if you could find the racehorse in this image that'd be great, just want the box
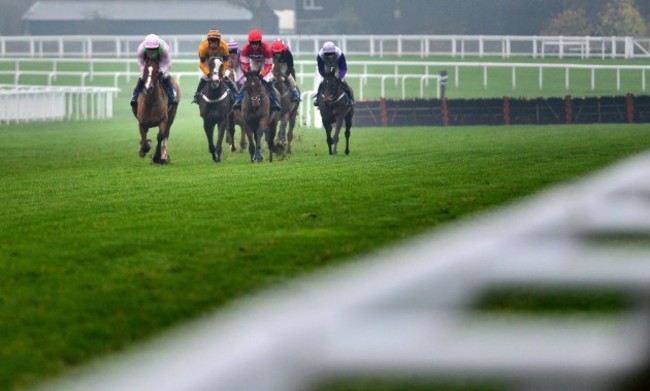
[134,58,180,164]
[273,74,300,154]
[317,72,354,156]
[198,57,233,163]
[240,70,280,162]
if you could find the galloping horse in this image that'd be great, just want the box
[318,72,354,156]
[240,70,280,162]
[134,58,180,164]
[198,57,234,163]
[273,74,300,154]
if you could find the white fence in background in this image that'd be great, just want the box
[2,34,650,59]
[0,85,119,124]
[35,151,650,391]
[4,57,650,128]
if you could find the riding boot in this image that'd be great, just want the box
[233,91,243,111]
[224,78,237,102]
[313,84,322,107]
[343,82,355,106]
[130,78,144,108]
[192,78,207,104]
[264,82,281,112]
[291,88,301,102]
[162,77,178,106]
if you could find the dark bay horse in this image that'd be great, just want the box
[240,71,280,162]
[198,57,233,163]
[135,58,180,164]
[318,73,353,156]
[273,74,300,155]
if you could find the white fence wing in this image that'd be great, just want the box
[0,86,119,124]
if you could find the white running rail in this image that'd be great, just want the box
[1,34,650,59]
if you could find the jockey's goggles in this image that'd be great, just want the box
[208,38,220,43]
[250,41,261,46]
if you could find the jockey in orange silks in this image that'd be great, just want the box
[191,28,237,104]
[130,34,177,108]
[233,29,281,111]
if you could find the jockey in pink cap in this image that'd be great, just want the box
[130,34,177,108]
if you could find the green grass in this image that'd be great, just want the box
[2,117,650,390]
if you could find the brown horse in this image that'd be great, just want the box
[198,57,233,163]
[273,73,300,155]
[240,70,280,162]
[318,73,353,156]
[134,58,180,164]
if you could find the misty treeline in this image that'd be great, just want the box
[1,0,649,36]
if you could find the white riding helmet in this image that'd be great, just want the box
[322,41,336,54]
[144,34,160,49]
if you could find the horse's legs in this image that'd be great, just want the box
[265,121,278,163]
[344,113,352,156]
[255,124,265,163]
[227,113,236,152]
[278,117,287,144]
[153,123,170,164]
[138,124,152,158]
[332,118,345,156]
[215,122,227,163]
[287,114,296,154]
[324,123,334,155]
[204,120,217,162]
[245,126,256,163]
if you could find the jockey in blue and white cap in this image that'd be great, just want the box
[315,41,354,107]
[130,33,178,109]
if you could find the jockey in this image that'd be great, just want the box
[192,28,237,104]
[234,29,281,112]
[131,33,177,108]
[270,39,301,103]
[226,39,244,87]
[315,41,354,107]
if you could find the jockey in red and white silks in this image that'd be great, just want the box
[130,33,177,107]
[233,29,281,111]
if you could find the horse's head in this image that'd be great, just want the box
[320,74,344,106]
[242,70,266,111]
[142,58,160,95]
[208,57,224,88]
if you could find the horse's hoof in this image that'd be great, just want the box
[153,157,170,165]
[139,139,152,157]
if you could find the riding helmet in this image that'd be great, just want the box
[228,39,239,53]
[248,29,263,42]
[144,34,160,49]
[207,29,221,40]
[322,41,336,54]
[271,40,285,53]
